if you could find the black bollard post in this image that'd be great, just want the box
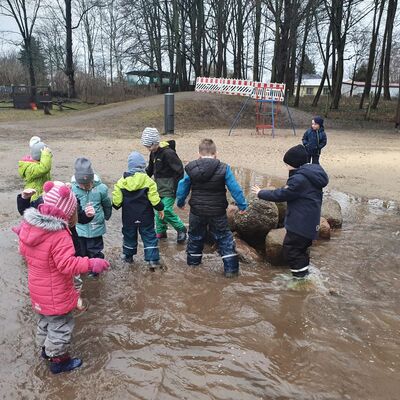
[164,91,174,134]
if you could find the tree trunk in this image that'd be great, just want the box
[372,8,390,109]
[65,0,76,98]
[312,23,331,107]
[383,0,397,100]
[359,0,386,109]
[24,38,37,98]
[294,14,312,107]
[253,0,261,81]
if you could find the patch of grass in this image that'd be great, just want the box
[0,101,97,123]
[292,95,397,126]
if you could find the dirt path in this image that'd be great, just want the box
[0,95,399,224]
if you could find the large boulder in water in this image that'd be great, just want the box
[227,204,239,231]
[233,233,263,264]
[234,199,279,245]
[321,198,343,228]
[265,186,287,227]
[276,201,287,227]
[318,217,331,240]
[265,228,287,266]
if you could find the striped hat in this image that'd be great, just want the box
[141,127,160,147]
[42,181,77,220]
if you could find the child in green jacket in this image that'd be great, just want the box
[142,127,187,243]
[18,137,52,200]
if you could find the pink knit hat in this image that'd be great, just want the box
[41,181,77,220]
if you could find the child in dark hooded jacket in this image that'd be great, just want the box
[252,144,329,279]
[302,116,327,164]
[112,151,164,267]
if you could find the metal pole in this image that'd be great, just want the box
[228,94,253,136]
[285,95,296,136]
[164,92,174,134]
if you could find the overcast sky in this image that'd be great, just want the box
[0,14,21,52]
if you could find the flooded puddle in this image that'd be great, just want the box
[0,168,399,399]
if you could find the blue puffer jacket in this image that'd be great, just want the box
[71,174,112,238]
[302,128,327,155]
[258,164,329,239]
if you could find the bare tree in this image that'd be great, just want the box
[1,0,42,96]
[359,0,387,109]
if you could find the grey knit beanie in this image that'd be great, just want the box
[141,127,160,147]
[74,157,94,184]
[30,142,46,161]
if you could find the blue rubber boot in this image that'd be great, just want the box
[49,354,82,374]
[223,254,239,278]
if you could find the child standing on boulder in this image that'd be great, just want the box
[71,158,112,277]
[252,144,329,279]
[176,139,247,278]
[302,116,327,164]
[112,151,164,267]
[14,181,110,374]
[18,137,52,200]
[141,127,187,243]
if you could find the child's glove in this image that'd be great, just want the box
[88,258,110,274]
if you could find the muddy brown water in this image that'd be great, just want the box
[0,168,399,400]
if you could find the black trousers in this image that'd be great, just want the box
[77,236,104,259]
[283,231,312,278]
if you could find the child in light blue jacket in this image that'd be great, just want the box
[71,158,112,276]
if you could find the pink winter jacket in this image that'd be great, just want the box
[17,207,90,315]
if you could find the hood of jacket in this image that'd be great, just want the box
[296,164,329,189]
[159,140,176,151]
[118,172,151,191]
[18,158,37,177]
[19,207,68,247]
[186,158,221,183]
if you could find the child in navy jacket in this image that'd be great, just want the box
[302,116,327,164]
[252,144,329,279]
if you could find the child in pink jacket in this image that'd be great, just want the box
[15,181,110,374]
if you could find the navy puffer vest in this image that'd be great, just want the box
[185,158,227,216]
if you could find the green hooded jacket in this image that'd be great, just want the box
[18,150,52,200]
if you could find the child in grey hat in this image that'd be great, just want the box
[71,157,112,277]
[141,127,187,243]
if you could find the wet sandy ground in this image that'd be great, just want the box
[0,104,399,399]
[0,174,399,399]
